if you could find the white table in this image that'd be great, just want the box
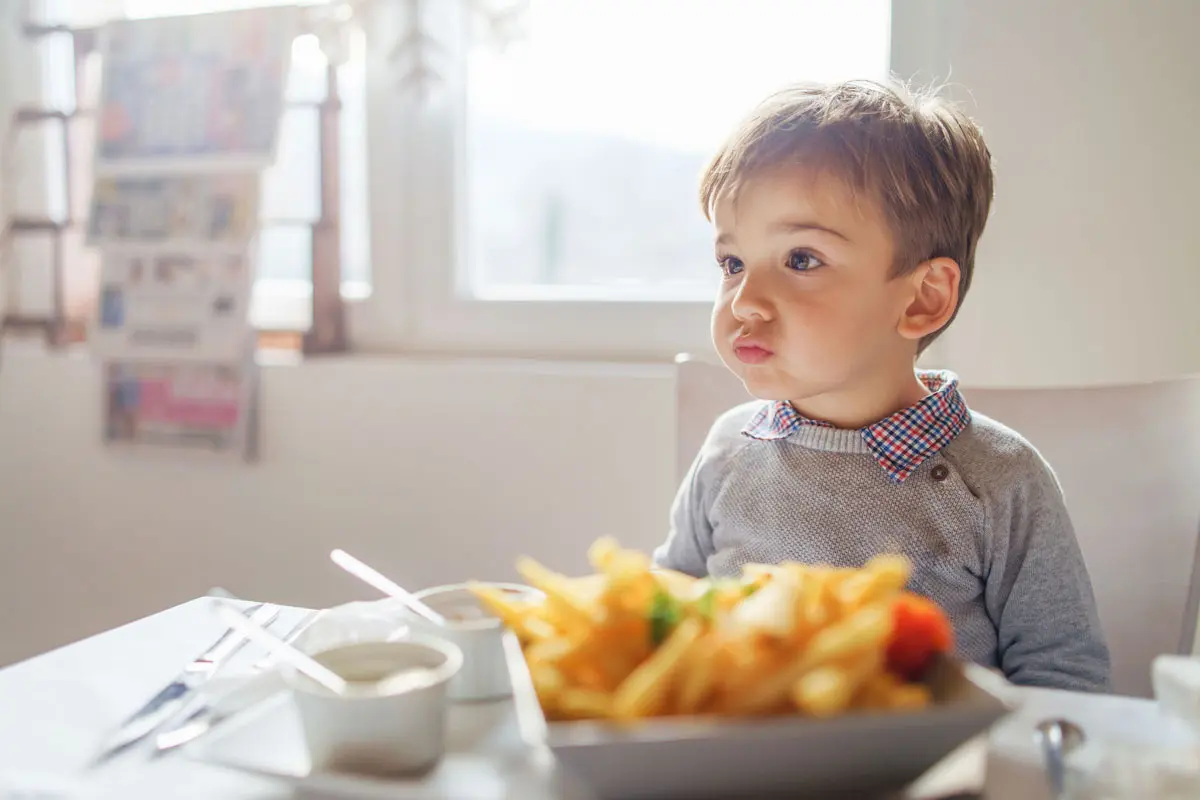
[0,599,1193,799]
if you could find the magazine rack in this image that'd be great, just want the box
[1,13,347,355]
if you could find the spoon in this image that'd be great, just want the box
[211,600,348,696]
[1036,717,1087,799]
[329,548,447,626]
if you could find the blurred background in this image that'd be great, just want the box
[0,0,1197,667]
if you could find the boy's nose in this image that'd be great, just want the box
[731,270,775,322]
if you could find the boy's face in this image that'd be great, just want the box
[711,164,920,408]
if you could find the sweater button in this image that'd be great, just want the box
[931,464,950,482]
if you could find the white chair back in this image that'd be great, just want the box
[674,354,1200,697]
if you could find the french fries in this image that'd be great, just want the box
[471,540,951,722]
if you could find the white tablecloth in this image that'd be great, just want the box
[0,599,1193,799]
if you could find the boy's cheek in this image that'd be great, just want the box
[712,341,745,381]
[710,308,738,348]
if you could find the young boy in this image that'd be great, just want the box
[653,80,1110,692]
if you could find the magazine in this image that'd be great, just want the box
[94,6,298,171]
[92,247,255,362]
[88,173,260,247]
[103,360,258,460]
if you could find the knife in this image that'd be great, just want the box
[92,601,280,764]
[153,609,320,754]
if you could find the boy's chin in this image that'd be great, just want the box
[735,368,797,403]
[718,351,815,402]
[735,365,835,405]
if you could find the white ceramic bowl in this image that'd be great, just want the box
[405,582,541,702]
[285,636,463,777]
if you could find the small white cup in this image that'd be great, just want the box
[285,636,463,777]
[407,583,541,702]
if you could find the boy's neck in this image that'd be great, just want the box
[787,365,931,430]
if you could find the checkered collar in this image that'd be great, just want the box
[741,370,971,484]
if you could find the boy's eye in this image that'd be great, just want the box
[786,250,823,272]
[717,256,744,277]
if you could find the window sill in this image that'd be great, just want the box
[0,336,679,381]
[7,281,716,365]
[250,278,370,332]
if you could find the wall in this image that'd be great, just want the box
[0,348,676,666]
[894,0,1200,388]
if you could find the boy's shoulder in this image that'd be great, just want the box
[944,409,1062,496]
[698,400,764,460]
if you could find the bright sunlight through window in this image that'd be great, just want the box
[465,0,892,301]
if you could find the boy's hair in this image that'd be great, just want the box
[699,79,994,349]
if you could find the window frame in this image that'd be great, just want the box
[350,0,715,360]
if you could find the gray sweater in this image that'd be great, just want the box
[653,402,1112,692]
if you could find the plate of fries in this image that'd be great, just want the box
[473,539,1010,800]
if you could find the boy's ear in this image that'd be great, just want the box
[898,257,960,343]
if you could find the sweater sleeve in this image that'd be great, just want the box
[652,403,758,578]
[982,449,1112,691]
[651,448,715,577]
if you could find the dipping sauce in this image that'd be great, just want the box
[287,638,463,777]
[440,602,492,623]
[306,643,448,697]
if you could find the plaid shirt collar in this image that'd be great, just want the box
[741,370,971,484]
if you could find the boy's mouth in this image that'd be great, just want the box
[733,340,774,365]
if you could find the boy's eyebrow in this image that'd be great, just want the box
[715,221,850,247]
[769,220,851,241]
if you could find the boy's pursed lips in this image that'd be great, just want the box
[733,335,774,364]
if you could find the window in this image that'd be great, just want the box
[13,0,892,357]
[367,0,892,357]
[465,0,892,301]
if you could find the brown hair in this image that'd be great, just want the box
[699,79,994,349]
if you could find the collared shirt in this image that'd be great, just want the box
[741,370,971,483]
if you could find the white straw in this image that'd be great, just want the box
[329,549,447,626]
[211,601,347,695]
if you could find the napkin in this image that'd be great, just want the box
[1153,654,1200,734]
[1067,743,1200,799]
[0,768,89,798]
[984,687,1200,800]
